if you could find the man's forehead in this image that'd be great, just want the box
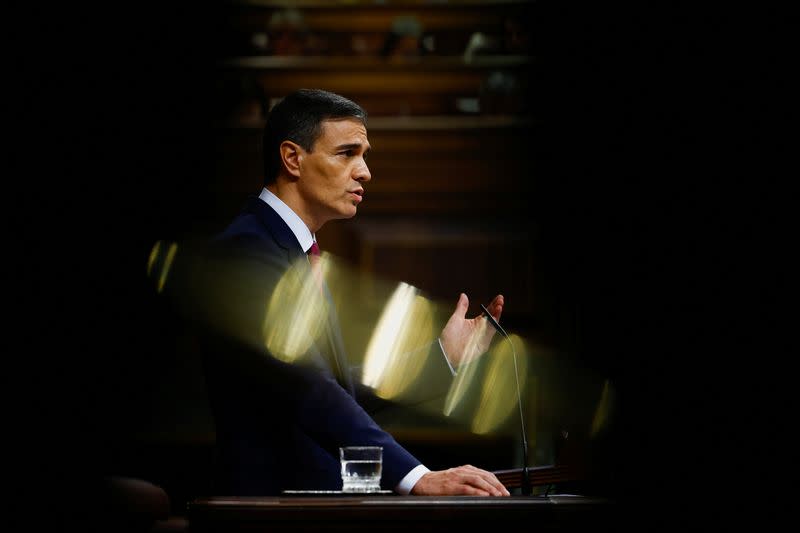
[319,118,369,142]
[322,117,367,137]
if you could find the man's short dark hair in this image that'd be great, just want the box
[262,89,368,185]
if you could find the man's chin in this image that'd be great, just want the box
[331,207,358,221]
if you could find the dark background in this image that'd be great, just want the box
[11,2,787,527]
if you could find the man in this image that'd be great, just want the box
[196,88,509,496]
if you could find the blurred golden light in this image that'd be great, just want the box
[362,282,434,399]
[147,240,178,294]
[590,379,615,438]
[471,333,528,435]
[262,254,331,363]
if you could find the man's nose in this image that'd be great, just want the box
[355,160,371,182]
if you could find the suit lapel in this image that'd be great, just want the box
[245,196,305,265]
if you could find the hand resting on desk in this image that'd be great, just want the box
[411,465,510,496]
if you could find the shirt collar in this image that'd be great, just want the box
[258,187,316,253]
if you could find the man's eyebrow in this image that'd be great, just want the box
[334,142,370,152]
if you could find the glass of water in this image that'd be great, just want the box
[340,446,383,493]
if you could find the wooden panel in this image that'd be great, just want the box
[321,217,536,318]
[254,69,485,94]
[214,55,534,119]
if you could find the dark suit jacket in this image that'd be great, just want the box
[189,196,447,496]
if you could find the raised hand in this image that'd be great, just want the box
[439,293,504,368]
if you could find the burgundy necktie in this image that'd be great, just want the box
[307,241,321,265]
[307,241,323,290]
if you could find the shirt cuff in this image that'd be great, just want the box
[394,464,431,495]
[438,338,457,376]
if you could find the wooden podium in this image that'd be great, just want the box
[187,494,616,532]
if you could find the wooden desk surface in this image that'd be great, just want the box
[188,494,617,532]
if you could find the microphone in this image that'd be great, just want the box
[480,303,532,496]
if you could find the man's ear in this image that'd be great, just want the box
[280,141,303,178]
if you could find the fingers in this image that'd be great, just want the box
[412,467,510,496]
[452,292,469,318]
[454,293,504,322]
[488,294,504,320]
[454,465,510,496]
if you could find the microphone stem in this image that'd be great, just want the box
[508,334,531,496]
[480,304,531,495]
